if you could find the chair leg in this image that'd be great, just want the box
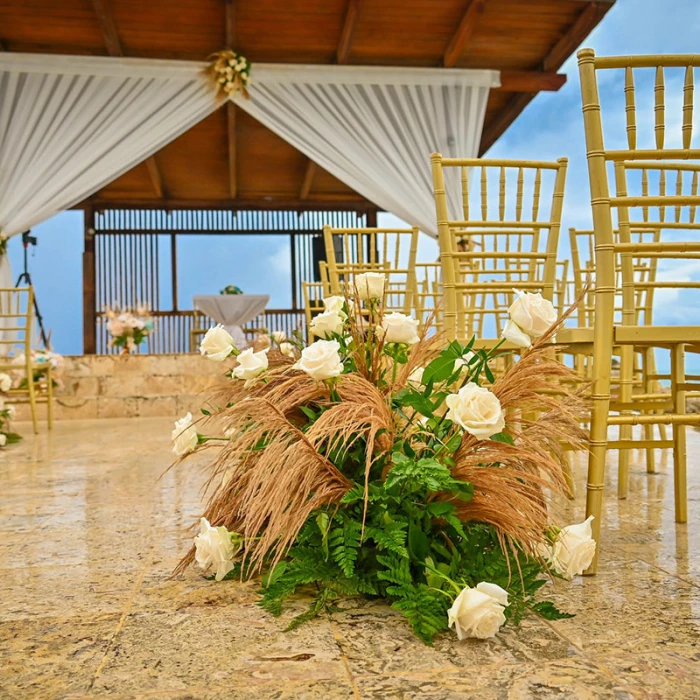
[27,370,38,435]
[643,348,656,473]
[47,368,54,430]
[670,343,687,524]
[617,345,634,498]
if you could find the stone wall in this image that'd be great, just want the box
[12,354,229,421]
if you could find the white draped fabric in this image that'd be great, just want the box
[233,65,499,236]
[0,53,219,282]
[0,53,498,285]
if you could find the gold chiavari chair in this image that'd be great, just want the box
[430,155,568,345]
[0,287,53,433]
[568,226,671,487]
[576,49,700,572]
[302,280,325,343]
[323,226,419,314]
[414,262,443,333]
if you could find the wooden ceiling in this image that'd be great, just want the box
[0,0,615,210]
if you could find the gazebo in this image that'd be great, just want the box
[0,0,614,354]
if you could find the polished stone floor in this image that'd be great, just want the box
[1,418,699,699]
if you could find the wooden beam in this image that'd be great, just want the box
[81,198,374,212]
[0,39,5,51]
[83,208,97,354]
[90,0,123,57]
[299,161,317,200]
[479,93,536,156]
[543,2,609,72]
[479,0,613,154]
[224,2,238,198]
[337,0,362,64]
[497,70,567,93]
[225,0,236,46]
[90,0,166,198]
[443,0,486,68]
[144,156,164,199]
[227,103,237,198]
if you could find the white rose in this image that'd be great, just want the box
[502,319,532,348]
[448,582,509,640]
[408,366,424,385]
[0,433,6,447]
[509,289,557,339]
[310,310,345,338]
[550,516,597,579]
[355,272,385,301]
[445,382,505,439]
[171,412,198,456]
[381,312,420,345]
[194,517,238,581]
[323,296,346,315]
[200,325,236,362]
[279,342,296,358]
[294,340,344,380]
[0,372,11,392]
[232,347,269,381]
[271,330,286,343]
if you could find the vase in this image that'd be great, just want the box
[121,346,130,355]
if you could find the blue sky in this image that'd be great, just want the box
[6,0,700,359]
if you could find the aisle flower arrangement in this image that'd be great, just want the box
[173,276,591,644]
[10,349,64,390]
[0,372,20,448]
[105,306,154,354]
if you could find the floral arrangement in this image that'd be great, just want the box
[104,306,154,354]
[0,372,20,448]
[0,232,8,258]
[204,50,251,100]
[9,349,64,390]
[173,271,592,644]
[220,285,244,295]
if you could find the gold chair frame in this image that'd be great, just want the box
[577,48,700,572]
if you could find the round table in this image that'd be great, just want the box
[193,294,270,349]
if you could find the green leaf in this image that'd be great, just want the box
[299,406,318,422]
[490,431,515,446]
[532,601,575,620]
[408,523,430,562]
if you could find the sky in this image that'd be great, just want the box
[6,0,700,363]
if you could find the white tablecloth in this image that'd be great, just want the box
[193,294,269,350]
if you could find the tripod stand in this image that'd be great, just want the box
[14,231,49,348]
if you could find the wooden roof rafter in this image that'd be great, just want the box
[479,0,614,154]
[89,0,165,198]
[443,0,486,68]
[225,0,238,199]
[0,0,615,208]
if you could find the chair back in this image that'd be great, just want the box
[431,154,568,339]
[0,287,33,361]
[302,280,325,342]
[322,226,419,314]
[578,49,700,329]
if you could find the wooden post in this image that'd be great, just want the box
[170,233,178,311]
[290,232,298,310]
[83,208,97,354]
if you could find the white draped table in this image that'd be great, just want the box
[193,294,269,349]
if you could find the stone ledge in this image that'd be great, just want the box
[9,353,229,421]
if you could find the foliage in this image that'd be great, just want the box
[181,288,584,643]
[220,285,244,295]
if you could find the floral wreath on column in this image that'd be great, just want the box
[204,50,251,100]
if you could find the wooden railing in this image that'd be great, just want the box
[96,308,306,355]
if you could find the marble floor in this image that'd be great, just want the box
[1,418,699,699]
